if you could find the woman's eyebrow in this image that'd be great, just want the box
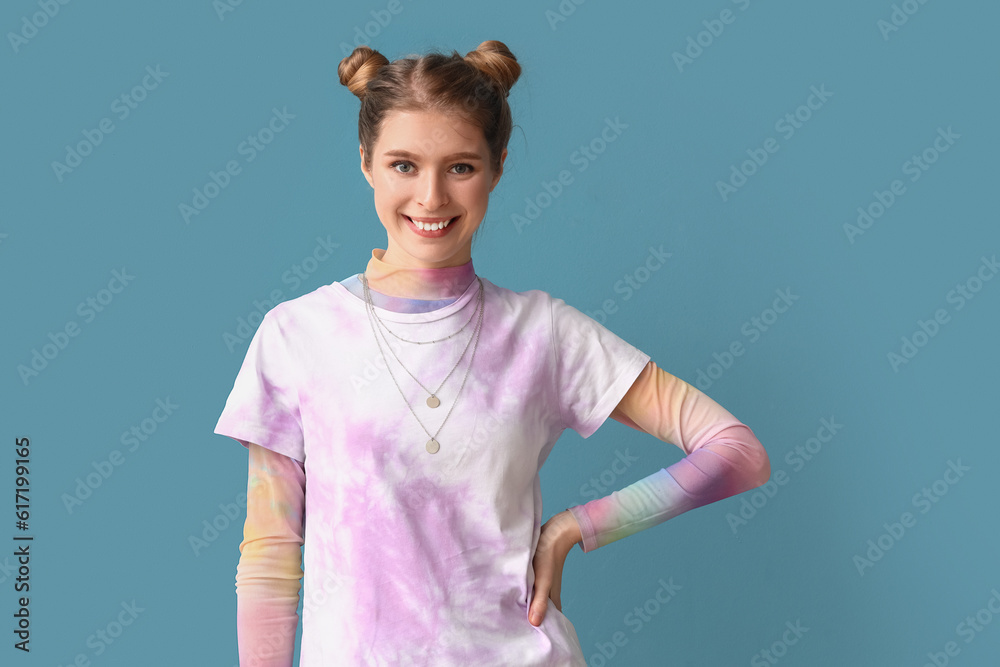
[382,149,484,160]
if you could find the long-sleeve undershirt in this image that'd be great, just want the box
[236,442,304,667]
[568,360,770,552]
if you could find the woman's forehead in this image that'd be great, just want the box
[376,110,486,155]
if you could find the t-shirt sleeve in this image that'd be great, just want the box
[214,308,305,462]
[549,294,651,439]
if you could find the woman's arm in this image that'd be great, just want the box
[236,442,306,666]
[567,360,771,552]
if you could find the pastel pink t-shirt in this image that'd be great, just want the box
[215,268,651,665]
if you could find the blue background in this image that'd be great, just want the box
[3,1,998,665]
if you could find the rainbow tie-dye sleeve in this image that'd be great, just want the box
[567,360,771,552]
[235,442,305,666]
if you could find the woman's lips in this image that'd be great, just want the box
[404,215,458,236]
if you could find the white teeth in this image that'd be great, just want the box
[410,217,453,231]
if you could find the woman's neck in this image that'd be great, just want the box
[362,248,476,300]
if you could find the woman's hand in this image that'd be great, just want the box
[529,510,583,627]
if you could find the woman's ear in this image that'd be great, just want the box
[490,147,508,192]
[360,144,375,189]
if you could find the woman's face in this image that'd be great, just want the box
[361,110,506,269]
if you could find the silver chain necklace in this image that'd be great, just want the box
[362,272,484,409]
[359,272,480,346]
[361,273,485,454]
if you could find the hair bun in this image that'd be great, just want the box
[338,46,390,100]
[464,40,521,97]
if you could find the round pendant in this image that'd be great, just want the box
[425,438,440,454]
[426,395,441,408]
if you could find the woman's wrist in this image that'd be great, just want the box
[555,509,583,550]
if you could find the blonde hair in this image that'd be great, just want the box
[338,40,521,175]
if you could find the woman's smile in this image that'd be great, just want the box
[404,214,459,235]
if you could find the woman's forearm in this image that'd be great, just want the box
[236,443,306,666]
[568,361,771,552]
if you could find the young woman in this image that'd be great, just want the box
[215,40,771,666]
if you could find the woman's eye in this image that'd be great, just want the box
[390,161,413,174]
[389,161,474,175]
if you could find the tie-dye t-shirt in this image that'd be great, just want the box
[214,252,651,665]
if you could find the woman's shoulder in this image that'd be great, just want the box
[258,279,348,329]
[484,278,595,319]
[481,277,562,314]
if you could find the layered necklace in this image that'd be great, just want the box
[360,272,485,454]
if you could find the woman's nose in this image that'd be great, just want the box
[417,173,449,211]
